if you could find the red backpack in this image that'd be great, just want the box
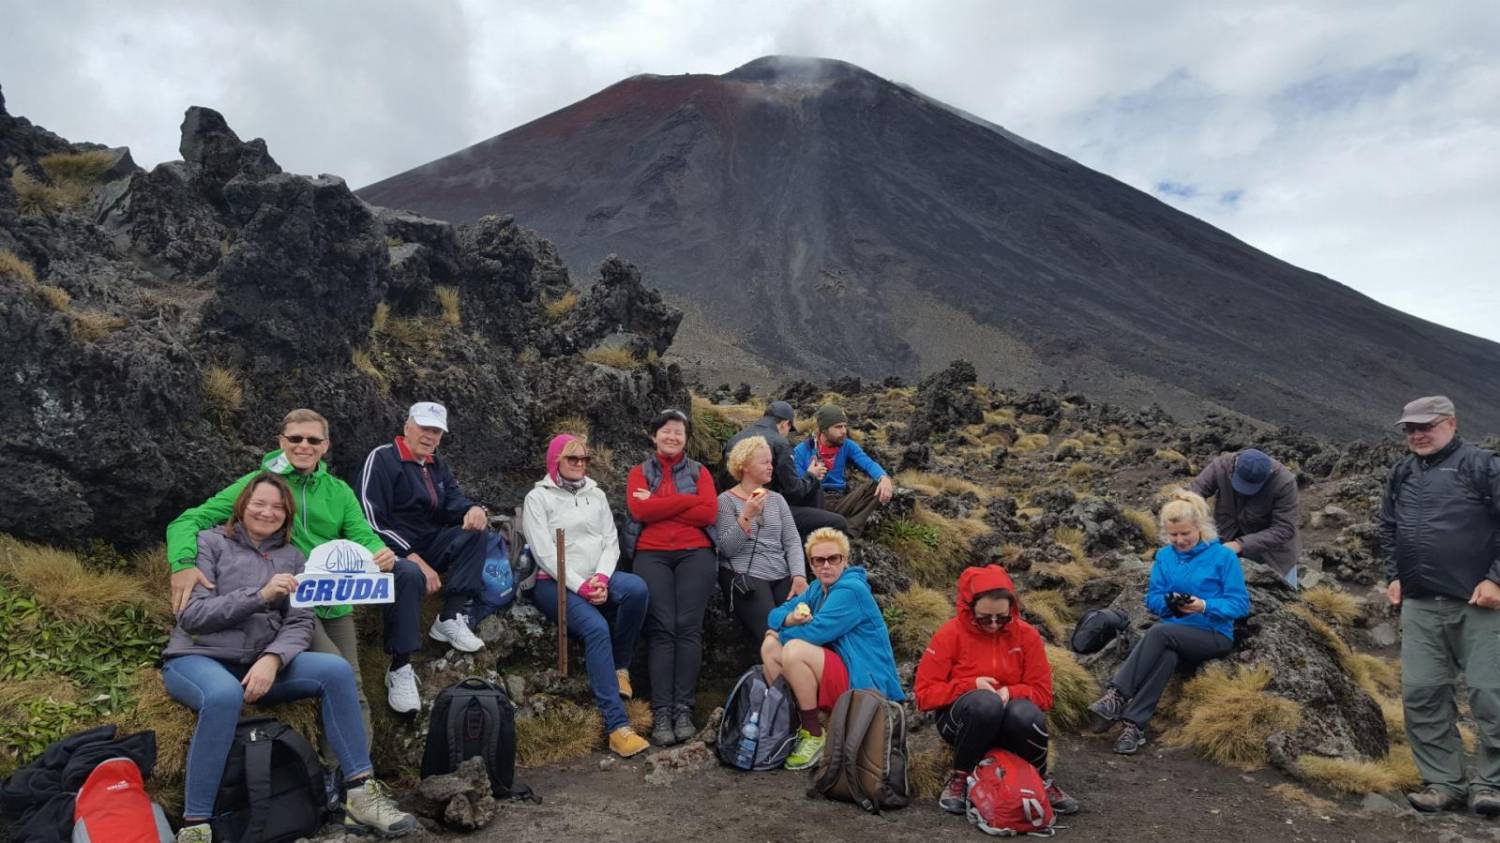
[965,748,1055,837]
[71,756,172,842]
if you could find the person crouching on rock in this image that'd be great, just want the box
[761,527,903,771]
[717,435,810,642]
[523,433,652,758]
[1086,489,1249,755]
[162,473,416,842]
[914,564,1079,816]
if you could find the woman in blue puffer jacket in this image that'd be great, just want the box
[1084,489,1249,756]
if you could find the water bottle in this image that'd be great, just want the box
[735,711,761,769]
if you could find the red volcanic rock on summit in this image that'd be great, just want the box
[360,56,1500,437]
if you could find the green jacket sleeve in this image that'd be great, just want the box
[333,478,389,554]
[165,470,257,572]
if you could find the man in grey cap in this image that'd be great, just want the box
[722,400,848,537]
[1188,448,1301,586]
[1378,395,1500,815]
[791,403,893,537]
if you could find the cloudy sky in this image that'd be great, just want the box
[5,0,1496,342]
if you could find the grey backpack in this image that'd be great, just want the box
[717,666,797,771]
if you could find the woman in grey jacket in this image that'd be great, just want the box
[161,473,415,842]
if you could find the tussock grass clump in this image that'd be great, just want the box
[515,701,604,767]
[11,167,86,215]
[688,396,738,465]
[1044,644,1098,732]
[1349,652,1401,698]
[885,586,954,661]
[872,516,968,589]
[0,536,152,621]
[1011,433,1049,454]
[37,285,71,311]
[626,698,653,734]
[1053,527,1086,562]
[583,346,656,370]
[380,314,442,347]
[435,285,461,327]
[909,746,953,800]
[38,149,117,183]
[914,504,989,543]
[1042,560,1103,590]
[894,470,990,500]
[70,310,127,342]
[371,300,390,334]
[201,365,244,415]
[0,248,38,284]
[1297,746,1421,795]
[543,289,579,319]
[351,348,389,394]
[1022,589,1073,641]
[1121,507,1159,545]
[1166,664,1300,767]
[551,416,592,438]
[1154,448,1188,465]
[1301,586,1360,627]
[982,409,1016,426]
[1065,461,1097,479]
[1269,783,1336,812]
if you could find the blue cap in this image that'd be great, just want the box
[1231,449,1274,495]
[766,401,795,422]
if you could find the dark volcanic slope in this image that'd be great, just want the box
[360,56,1500,437]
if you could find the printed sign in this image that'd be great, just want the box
[292,539,395,607]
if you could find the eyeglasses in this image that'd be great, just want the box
[281,435,326,445]
[809,554,845,568]
[563,455,592,466]
[973,613,1010,628]
[1403,420,1445,435]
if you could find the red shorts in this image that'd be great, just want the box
[818,648,851,711]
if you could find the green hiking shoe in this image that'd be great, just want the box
[784,728,826,771]
[176,824,212,843]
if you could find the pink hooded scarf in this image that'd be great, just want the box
[546,433,578,484]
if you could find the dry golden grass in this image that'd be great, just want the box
[1297,746,1421,795]
[895,470,990,500]
[1053,527,1086,562]
[886,586,954,661]
[351,347,389,394]
[1065,461,1097,480]
[1045,644,1098,732]
[1301,586,1361,627]
[1154,448,1188,465]
[626,698,653,734]
[11,166,88,214]
[70,310,127,342]
[1022,589,1074,641]
[983,409,1016,425]
[515,701,604,767]
[435,285,461,327]
[1349,653,1401,698]
[914,504,990,543]
[1011,433,1050,454]
[371,300,390,334]
[201,365,244,415]
[583,346,655,370]
[0,536,152,622]
[909,746,952,800]
[380,314,441,347]
[551,416,592,437]
[688,395,737,465]
[543,289,579,319]
[0,248,37,284]
[1166,664,1300,767]
[1017,506,1044,520]
[1046,560,1103,590]
[1057,438,1085,453]
[1121,507,1159,545]
[38,149,116,183]
[713,402,766,429]
[1269,783,1337,813]
[37,285,71,311]
[1380,696,1405,742]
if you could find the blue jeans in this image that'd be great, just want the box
[532,573,648,731]
[162,652,373,820]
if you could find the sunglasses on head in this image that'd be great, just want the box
[281,434,326,445]
[809,554,845,568]
[973,612,1010,628]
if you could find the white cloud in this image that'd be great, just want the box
[2,0,1496,341]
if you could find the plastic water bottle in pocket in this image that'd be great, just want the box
[735,711,761,769]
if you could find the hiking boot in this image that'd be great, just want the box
[385,664,420,714]
[784,728,825,771]
[615,668,634,699]
[609,726,650,758]
[176,824,212,843]
[429,614,484,653]
[1045,779,1080,814]
[1114,722,1145,755]
[1472,787,1500,816]
[651,709,678,746]
[1406,786,1462,813]
[939,769,969,814]
[344,778,417,837]
[673,708,697,744]
[1087,686,1126,733]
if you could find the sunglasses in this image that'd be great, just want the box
[1403,420,1444,434]
[281,434,326,445]
[973,612,1010,628]
[809,554,845,568]
[563,455,592,466]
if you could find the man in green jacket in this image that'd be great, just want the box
[166,409,429,724]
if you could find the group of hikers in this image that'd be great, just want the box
[154,391,1500,840]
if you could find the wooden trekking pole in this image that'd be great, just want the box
[555,527,568,677]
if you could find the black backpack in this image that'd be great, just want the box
[1071,607,1130,654]
[211,717,329,843]
[716,666,798,771]
[420,676,535,801]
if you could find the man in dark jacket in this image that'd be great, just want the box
[1188,448,1301,586]
[722,401,848,538]
[1378,395,1500,816]
[358,402,490,662]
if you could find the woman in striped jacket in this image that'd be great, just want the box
[717,435,810,641]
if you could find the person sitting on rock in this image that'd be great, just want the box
[166,408,427,727]
[523,433,652,758]
[623,409,720,746]
[915,564,1079,816]
[791,403,894,537]
[761,527,903,770]
[356,402,493,680]
[717,435,809,641]
[723,400,848,538]
[1086,489,1249,755]
[1188,448,1301,587]
[163,472,416,842]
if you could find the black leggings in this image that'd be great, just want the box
[1110,623,1232,728]
[634,548,718,711]
[937,690,1049,776]
[718,569,793,642]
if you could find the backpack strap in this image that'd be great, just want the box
[838,693,884,813]
[241,729,275,843]
[280,728,328,818]
[808,692,855,797]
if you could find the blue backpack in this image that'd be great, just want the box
[468,533,517,626]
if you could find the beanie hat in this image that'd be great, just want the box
[815,404,848,431]
[546,433,577,483]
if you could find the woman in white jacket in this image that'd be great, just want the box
[523,433,651,757]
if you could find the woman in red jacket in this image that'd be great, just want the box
[915,565,1079,816]
[624,409,720,746]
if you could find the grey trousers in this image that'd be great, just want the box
[310,613,373,754]
[1110,622,1231,728]
[1401,597,1500,796]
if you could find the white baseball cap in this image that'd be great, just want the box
[408,401,449,432]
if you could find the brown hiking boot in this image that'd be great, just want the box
[1406,786,1462,813]
[609,726,649,758]
[1471,787,1500,817]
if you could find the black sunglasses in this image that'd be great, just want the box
[1402,420,1444,434]
[281,434,326,445]
[973,612,1010,628]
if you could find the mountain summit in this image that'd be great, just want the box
[359,56,1500,437]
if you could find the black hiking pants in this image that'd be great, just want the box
[635,548,718,712]
[937,690,1050,776]
[1110,622,1232,728]
[719,569,794,642]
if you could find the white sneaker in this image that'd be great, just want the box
[429,613,484,652]
[385,664,420,714]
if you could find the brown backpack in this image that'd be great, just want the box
[806,688,911,813]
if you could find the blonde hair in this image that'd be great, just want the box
[726,435,770,481]
[1159,488,1216,541]
[804,527,851,559]
[560,435,590,459]
[282,408,329,437]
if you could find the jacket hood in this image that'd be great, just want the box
[534,472,599,495]
[546,433,578,483]
[260,450,327,478]
[956,564,1020,624]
